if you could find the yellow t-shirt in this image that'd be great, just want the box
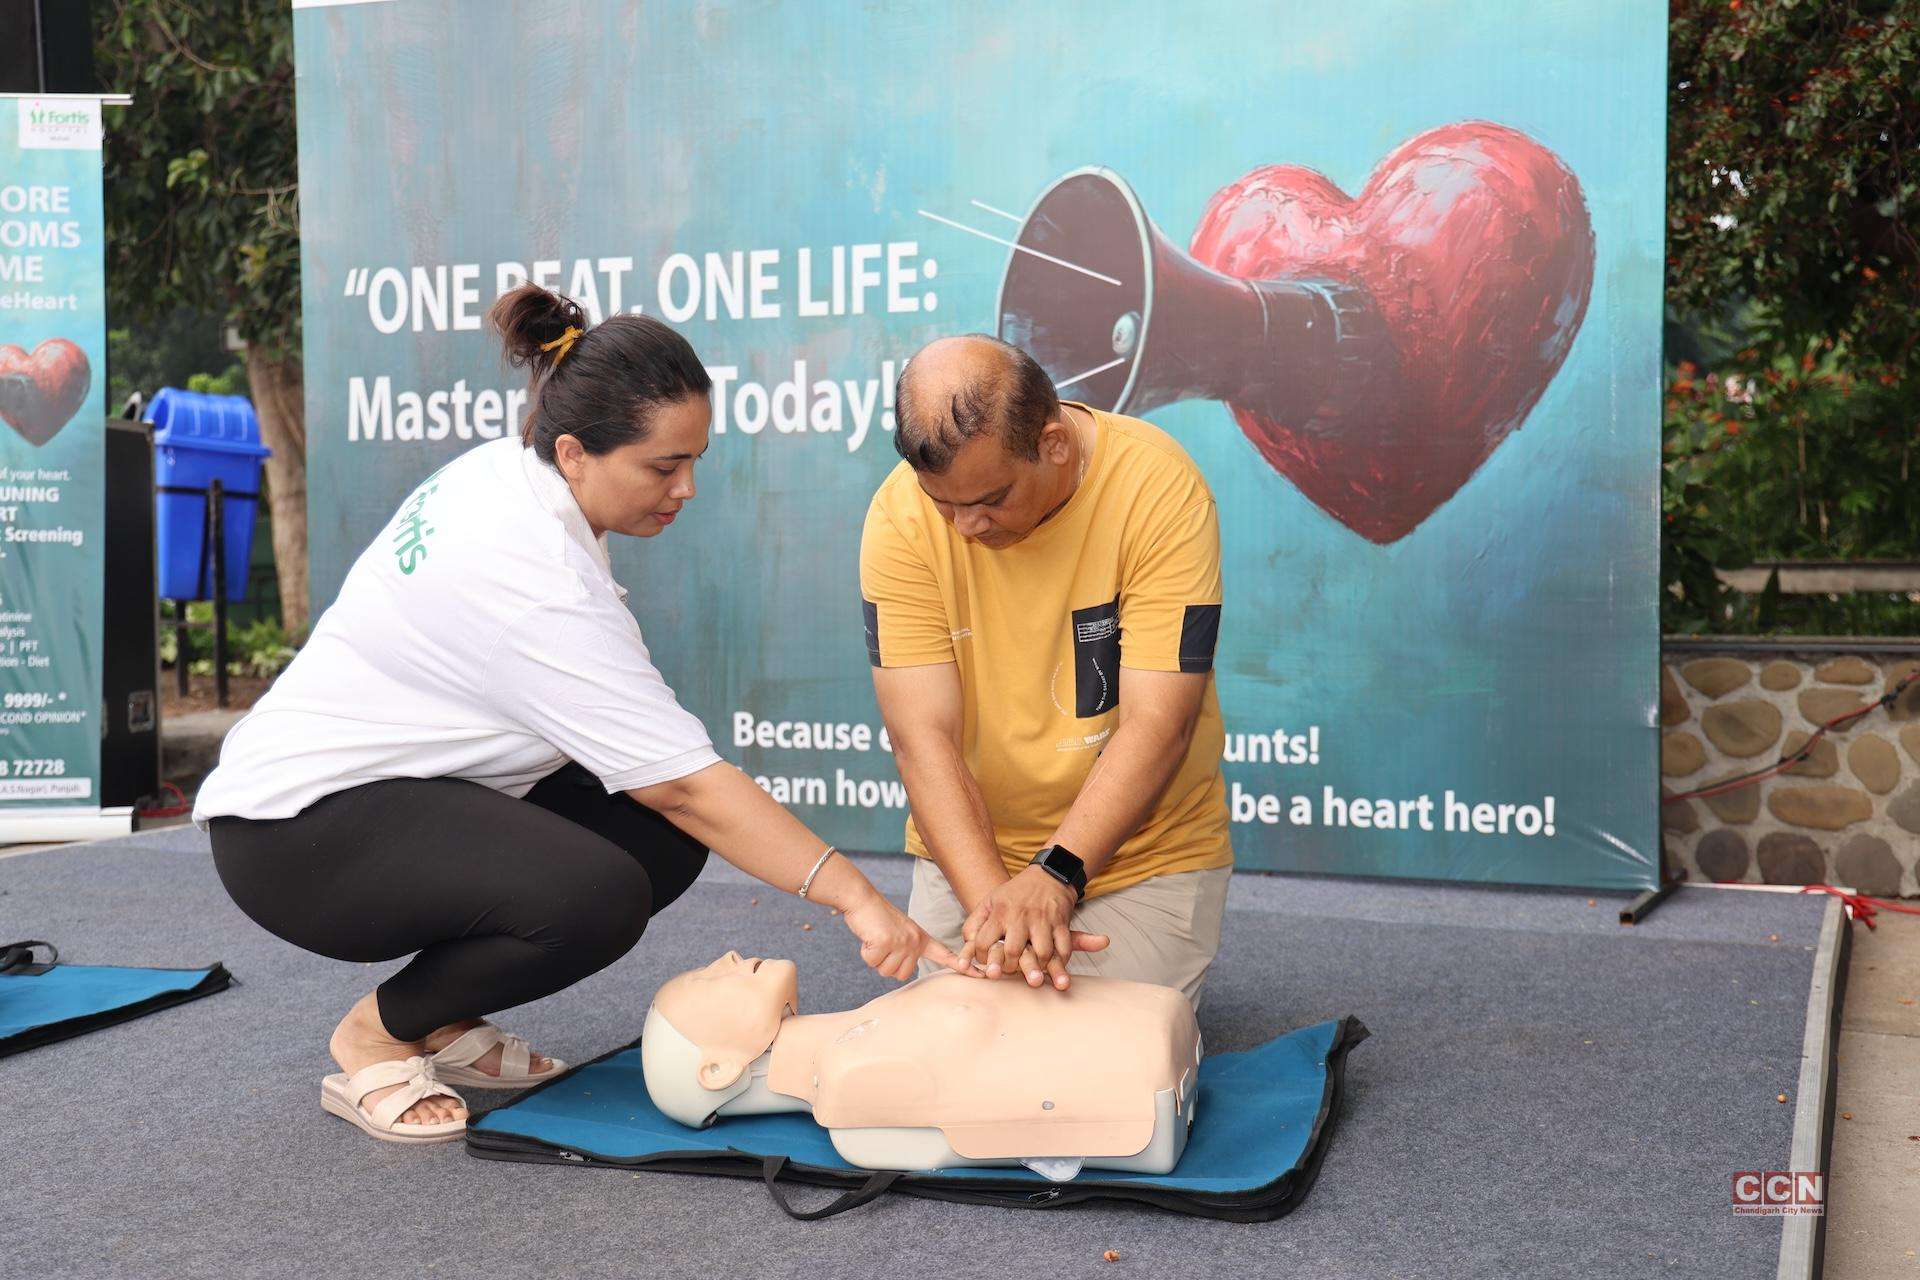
[859,402,1232,898]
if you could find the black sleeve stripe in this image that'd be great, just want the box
[1179,603,1221,674]
[862,598,883,667]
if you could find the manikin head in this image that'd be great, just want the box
[893,335,1081,549]
[642,952,799,1127]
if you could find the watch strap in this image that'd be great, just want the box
[1030,844,1087,901]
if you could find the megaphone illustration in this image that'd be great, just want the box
[995,166,1388,428]
[0,373,28,418]
[989,126,1595,544]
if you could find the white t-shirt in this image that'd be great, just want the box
[193,437,721,823]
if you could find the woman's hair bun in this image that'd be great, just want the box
[486,280,713,462]
[488,282,590,376]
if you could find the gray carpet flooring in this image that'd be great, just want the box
[1,828,1824,1279]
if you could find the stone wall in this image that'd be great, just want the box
[1661,644,1920,896]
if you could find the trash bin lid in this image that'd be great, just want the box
[144,387,271,456]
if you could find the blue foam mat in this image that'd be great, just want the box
[1,962,230,1054]
[473,1016,1348,1192]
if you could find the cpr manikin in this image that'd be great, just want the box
[641,952,1202,1180]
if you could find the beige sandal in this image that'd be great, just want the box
[320,1055,467,1144]
[429,1023,565,1090]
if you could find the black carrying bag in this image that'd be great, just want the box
[0,939,234,1059]
[466,1015,1368,1222]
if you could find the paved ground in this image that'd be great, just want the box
[8,824,1912,1274]
[1826,905,1920,1278]
[5,834,1825,1279]
[158,707,246,795]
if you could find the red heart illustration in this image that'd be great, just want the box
[0,338,93,448]
[1189,121,1595,543]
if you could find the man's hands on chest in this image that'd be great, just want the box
[960,864,1110,990]
[874,661,1213,993]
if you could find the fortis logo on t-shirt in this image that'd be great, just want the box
[391,481,439,575]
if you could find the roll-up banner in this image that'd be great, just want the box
[0,93,118,841]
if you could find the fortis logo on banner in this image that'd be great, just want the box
[17,100,101,151]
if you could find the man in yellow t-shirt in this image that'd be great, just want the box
[861,334,1232,1007]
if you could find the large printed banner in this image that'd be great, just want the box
[293,0,1666,890]
[0,96,106,813]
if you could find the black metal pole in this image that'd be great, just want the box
[174,607,189,697]
[209,479,229,710]
[32,0,48,93]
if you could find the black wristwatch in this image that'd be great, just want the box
[1029,844,1088,902]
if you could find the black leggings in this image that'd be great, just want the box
[209,763,707,1042]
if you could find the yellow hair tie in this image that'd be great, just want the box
[538,325,583,366]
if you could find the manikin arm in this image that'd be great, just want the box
[631,762,967,980]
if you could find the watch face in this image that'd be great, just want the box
[1039,846,1085,888]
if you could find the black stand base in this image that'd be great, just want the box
[1619,877,1681,925]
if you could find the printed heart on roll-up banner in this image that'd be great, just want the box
[0,338,93,448]
[1189,121,1596,544]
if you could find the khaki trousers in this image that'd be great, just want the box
[908,858,1231,1011]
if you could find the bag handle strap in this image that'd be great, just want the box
[759,1155,899,1221]
[0,940,58,974]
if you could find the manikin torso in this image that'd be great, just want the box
[641,953,1203,1180]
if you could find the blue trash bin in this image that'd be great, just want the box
[144,388,272,602]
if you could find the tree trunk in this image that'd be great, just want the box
[242,346,310,636]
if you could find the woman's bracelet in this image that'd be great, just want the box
[797,845,838,900]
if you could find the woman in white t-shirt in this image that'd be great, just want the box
[195,284,968,1146]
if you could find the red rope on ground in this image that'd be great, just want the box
[135,781,192,819]
[1798,883,1920,931]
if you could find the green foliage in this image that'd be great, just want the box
[106,305,241,408]
[1668,343,1917,560]
[1668,1,1918,368]
[224,617,299,678]
[1662,346,1920,632]
[186,366,247,396]
[1664,1,1918,635]
[162,603,299,679]
[96,2,300,358]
